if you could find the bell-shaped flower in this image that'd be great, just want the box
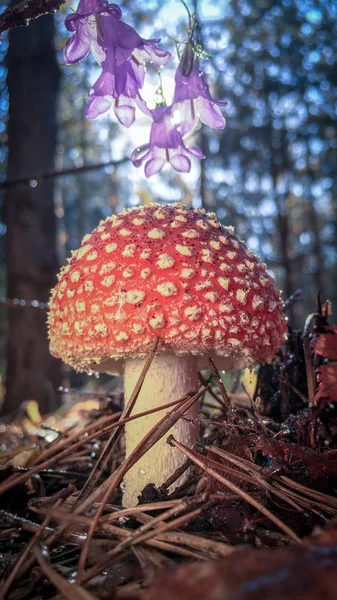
[63,0,121,65]
[64,0,171,69]
[131,106,205,178]
[172,44,227,136]
[86,48,151,127]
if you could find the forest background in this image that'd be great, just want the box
[0,0,336,415]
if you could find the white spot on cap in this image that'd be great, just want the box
[181,268,195,279]
[219,303,234,313]
[218,277,230,290]
[154,209,165,219]
[123,267,134,279]
[76,300,86,313]
[195,280,212,290]
[133,217,144,225]
[82,234,91,244]
[76,245,91,260]
[91,304,99,314]
[184,306,203,321]
[210,240,221,250]
[219,263,232,272]
[176,244,193,256]
[150,312,165,329]
[140,248,151,259]
[94,323,108,336]
[74,321,85,335]
[99,262,116,275]
[156,282,178,297]
[119,229,132,237]
[245,260,255,270]
[157,254,175,269]
[182,229,199,238]
[70,271,80,283]
[201,249,214,264]
[100,232,110,241]
[102,275,115,287]
[236,289,248,304]
[84,280,94,292]
[148,228,165,239]
[109,219,122,228]
[133,323,145,334]
[141,268,152,279]
[237,264,247,272]
[126,290,145,304]
[226,251,237,260]
[116,331,129,341]
[196,219,209,230]
[106,243,118,253]
[86,251,98,261]
[228,338,240,346]
[252,295,264,310]
[104,296,118,306]
[185,330,199,340]
[122,244,136,257]
[219,236,229,245]
[205,291,219,302]
[175,215,187,222]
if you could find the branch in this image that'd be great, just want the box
[0,0,67,35]
[0,157,129,189]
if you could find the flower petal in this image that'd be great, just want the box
[186,145,205,159]
[170,153,191,173]
[134,42,171,67]
[131,144,151,166]
[197,98,226,129]
[145,157,166,177]
[86,95,112,118]
[63,33,91,64]
[114,104,135,127]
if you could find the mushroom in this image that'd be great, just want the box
[48,203,287,506]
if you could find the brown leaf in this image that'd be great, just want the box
[314,362,337,403]
[143,521,337,600]
[313,333,337,360]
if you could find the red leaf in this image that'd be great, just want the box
[312,333,337,361]
[314,362,337,403]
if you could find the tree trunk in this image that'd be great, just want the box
[2,6,61,415]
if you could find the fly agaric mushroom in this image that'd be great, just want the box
[48,203,287,506]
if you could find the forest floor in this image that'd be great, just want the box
[1,300,337,599]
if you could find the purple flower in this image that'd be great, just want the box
[63,0,121,65]
[86,48,151,126]
[172,46,227,135]
[64,0,171,69]
[131,106,205,177]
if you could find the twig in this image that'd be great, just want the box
[169,437,302,544]
[32,546,99,600]
[303,312,320,404]
[0,397,190,497]
[75,388,206,581]
[0,0,66,35]
[82,497,206,584]
[0,485,75,599]
[208,358,237,419]
[0,157,129,188]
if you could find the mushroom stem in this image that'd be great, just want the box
[123,352,199,507]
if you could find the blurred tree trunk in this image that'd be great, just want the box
[2,5,61,415]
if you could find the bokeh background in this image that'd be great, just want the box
[0,0,336,414]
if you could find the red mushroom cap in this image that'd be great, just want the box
[48,203,287,372]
